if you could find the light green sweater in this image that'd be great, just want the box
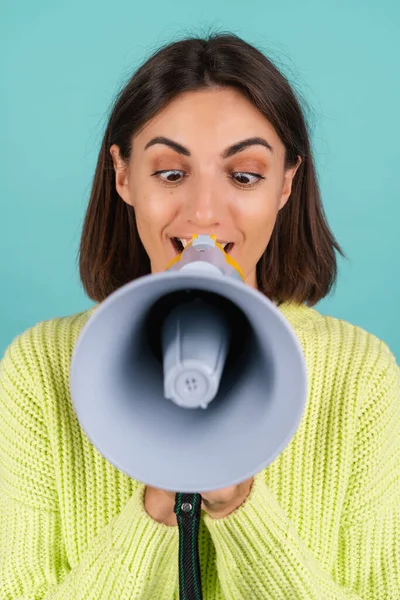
[0,302,399,599]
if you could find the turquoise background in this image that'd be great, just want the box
[1,0,399,360]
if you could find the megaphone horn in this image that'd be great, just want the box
[70,234,307,493]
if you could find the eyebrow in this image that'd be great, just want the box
[144,135,273,158]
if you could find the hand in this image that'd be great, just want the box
[144,476,254,526]
[199,476,254,519]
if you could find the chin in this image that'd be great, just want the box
[150,262,163,274]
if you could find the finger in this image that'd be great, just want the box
[200,486,238,505]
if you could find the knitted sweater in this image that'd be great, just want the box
[0,302,399,599]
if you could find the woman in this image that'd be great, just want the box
[0,33,399,599]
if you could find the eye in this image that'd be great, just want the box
[151,170,186,184]
[151,169,265,187]
[230,172,266,186]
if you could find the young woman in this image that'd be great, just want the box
[1,33,399,599]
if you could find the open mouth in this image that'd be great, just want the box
[170,237,234,254]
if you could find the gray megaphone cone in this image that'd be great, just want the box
[70,235,307,493]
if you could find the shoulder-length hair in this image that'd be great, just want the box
[79,33,344,306]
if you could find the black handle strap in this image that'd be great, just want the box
[174,492,203,600]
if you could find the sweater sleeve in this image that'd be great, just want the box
[202,341,400,599]
[0,331,179,600]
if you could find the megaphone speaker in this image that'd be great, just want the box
[70,235,307,493]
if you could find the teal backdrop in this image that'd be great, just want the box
[1,0,399,360]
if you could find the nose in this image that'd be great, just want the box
[184,183,225,229]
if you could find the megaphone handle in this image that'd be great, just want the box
[174,492,204,600]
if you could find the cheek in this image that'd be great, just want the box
[132,191,178,252]
[236,193,280,241]
[134,191,172,228]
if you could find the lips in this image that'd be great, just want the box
[170,237,234,254]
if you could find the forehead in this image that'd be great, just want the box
[134,87,284,156]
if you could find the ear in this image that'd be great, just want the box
[109,144,132,206]
[279,155,302,210]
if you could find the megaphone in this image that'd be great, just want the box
[70,235,307,493]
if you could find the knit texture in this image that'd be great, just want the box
[0,302,399,599]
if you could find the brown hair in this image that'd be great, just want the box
[79,33,344,306]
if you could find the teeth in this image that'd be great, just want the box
[219,242,232,251]
[174,238,232,252]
